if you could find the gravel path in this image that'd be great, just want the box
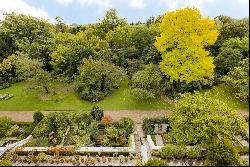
[0,110,172,123]
[0,110,248,123]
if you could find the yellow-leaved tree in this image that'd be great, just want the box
[155,7,218,84]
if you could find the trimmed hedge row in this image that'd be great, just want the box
[160,144,202,159]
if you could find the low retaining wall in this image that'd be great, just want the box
[146,135,164,150]
[0,135,32,157]
[15,135,136,154]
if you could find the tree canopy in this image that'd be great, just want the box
[155,7,218,84]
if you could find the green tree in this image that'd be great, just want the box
[0,13,55,70]
[131,64,162,100]
[96,8,127,39]
[211,16,249,56]
[49,31,108,78]
[75,58,126,102]
[223,58,249,102]
[155,7,218,84]
[168,92,248,146]
[214,37,249,76]
[15,54,52,93]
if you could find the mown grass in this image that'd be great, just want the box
[0,82,172,111]
[201,84,249,111]
[0,82,248,112]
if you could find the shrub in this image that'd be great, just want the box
[33,111,44,124]
[0,159,12,166]
[236,146,249,155]
[90,106,104,121]
[142,117,170,135]
[205,138,240,166]
[101,115,113,126]
[37,152,47,162]
[144,159,168,166]
[0,117,13,138]
[115,118,134,137]
[160,144,202,159]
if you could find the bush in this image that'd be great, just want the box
[131,88,155,101]
[90,106,104,121]
[160,144,202,159]
[142,117,170,135]
[205,138,240,166]
[33,111,44,124]
[0,117,13,138]
[0,159,12,166]
[223,58,249,102]
[75,58,126,102]
[0,82,11,90]
[115,118,134,137]
[101,115,113,126]
[236,146,249,155]
[144,159,168,166]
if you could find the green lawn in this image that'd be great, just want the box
[0,82,173,111]
[201,84,249,111]
[0,82,248,112]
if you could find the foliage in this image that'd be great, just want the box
[96,8,127,39]
[49,31,108,77]
[211,16,249,56]
[102,126,127,146]
[161,77,203,98]
[235,146,249,155]
[142,117,170,135]
[32,111,96,146]
[33,111,44,124]
[144,159,168,166]
[6,124,19,137]
[0,159,12,166]
[115,117,134,137]
[90,106,104,121]
[214,37,249,76]
[37,152,47,162]
[0,13,55,70]
[15,54,52,93]
[168,92,248,146]
[223,58,249,102]
[205,138,240,166]
[131,64,162,100]
[0,116,13,138]
[155,7,218,84]
[0,55,16,84]
[101,115,113,126]
[160,144,202,159]
[75,58,126,102]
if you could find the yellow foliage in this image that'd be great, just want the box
[155,7,218,84]
[0,55,16,74]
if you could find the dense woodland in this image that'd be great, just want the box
[0,7,249,103]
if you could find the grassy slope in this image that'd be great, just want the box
[0,82,248,112]
[201,84,249,111]
[0,82,172,111]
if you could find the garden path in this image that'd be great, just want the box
[0,110,247,123]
